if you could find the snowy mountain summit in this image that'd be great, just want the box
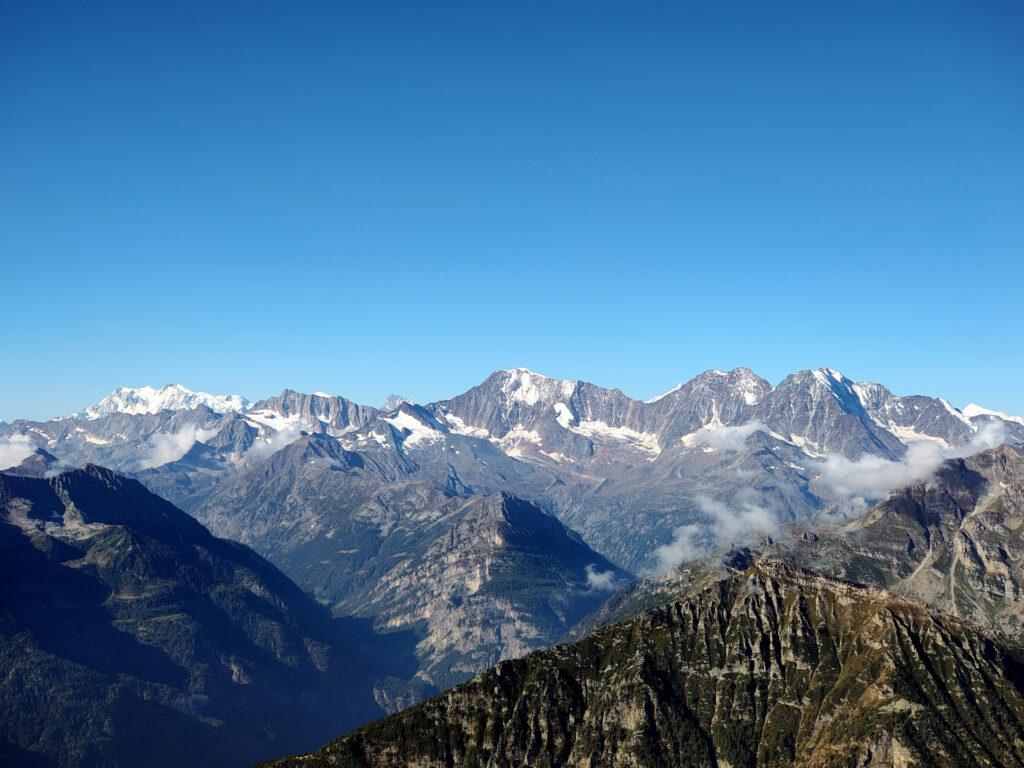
[75,384,249,420]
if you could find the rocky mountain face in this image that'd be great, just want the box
[423,367,1021,571]
[12,368,1016,488]
[194,436,624,691]
[353,493,628,689]
[246,390,379,436]
[264,561,1024,768]
[428,366,1000,465]
[5,447,66,478]
[0,466,409,768]
[6,370,1015,561]
[758,369,907,459]
[381,394,411,411]
[548,429,828,572]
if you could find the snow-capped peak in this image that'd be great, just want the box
[75,384,249,420]
[812,367,848,385]
[730,368,767,405]
[499,368,576,405]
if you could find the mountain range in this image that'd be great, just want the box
[2,369,1021,695]
[3,368,1024,766]
[576,442,1024,640]
[7,368,1022,552]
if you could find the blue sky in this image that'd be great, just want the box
[2,1,1022,422]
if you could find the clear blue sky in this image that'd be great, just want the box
[2,1,1022,422]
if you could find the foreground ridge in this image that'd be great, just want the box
[263,561,1024,768]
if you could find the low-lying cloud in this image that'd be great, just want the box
[650,492,778,576]
[584,564,620,592]
[650,523,705,574]
[138,425,218,470]
[688,420,768,452]
[811,421,1006,503]
[243,423,305,463]
[0,434,37,470]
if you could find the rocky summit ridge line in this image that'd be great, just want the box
[35,369,1024,462]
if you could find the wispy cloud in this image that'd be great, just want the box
[649,491,777,576]
[687,420,767,452]
[584,564,620,592]
[43,459,74,478]
[650,523,705,575]
[811,421,1006,503]
[0,434,37,470]
[243,423,305,463]
[138,425,218,470]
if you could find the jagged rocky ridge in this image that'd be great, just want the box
[0,465,411,768]
[264,561,1024,768]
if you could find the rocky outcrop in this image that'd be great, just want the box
[357,492,628,688]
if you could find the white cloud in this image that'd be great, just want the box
[697,494,776,545]
[0,434,37,470]
[43,460,73,478]
[138,425,218,470]
[584,564,619,592]
[649,492,777,576]
[686,420,767,452]
[651,523,705,575]
[811,421,1006,503]
[243,423,305,463]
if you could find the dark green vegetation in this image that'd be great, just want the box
[0,466,414,768]
[263,561,1024,768]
